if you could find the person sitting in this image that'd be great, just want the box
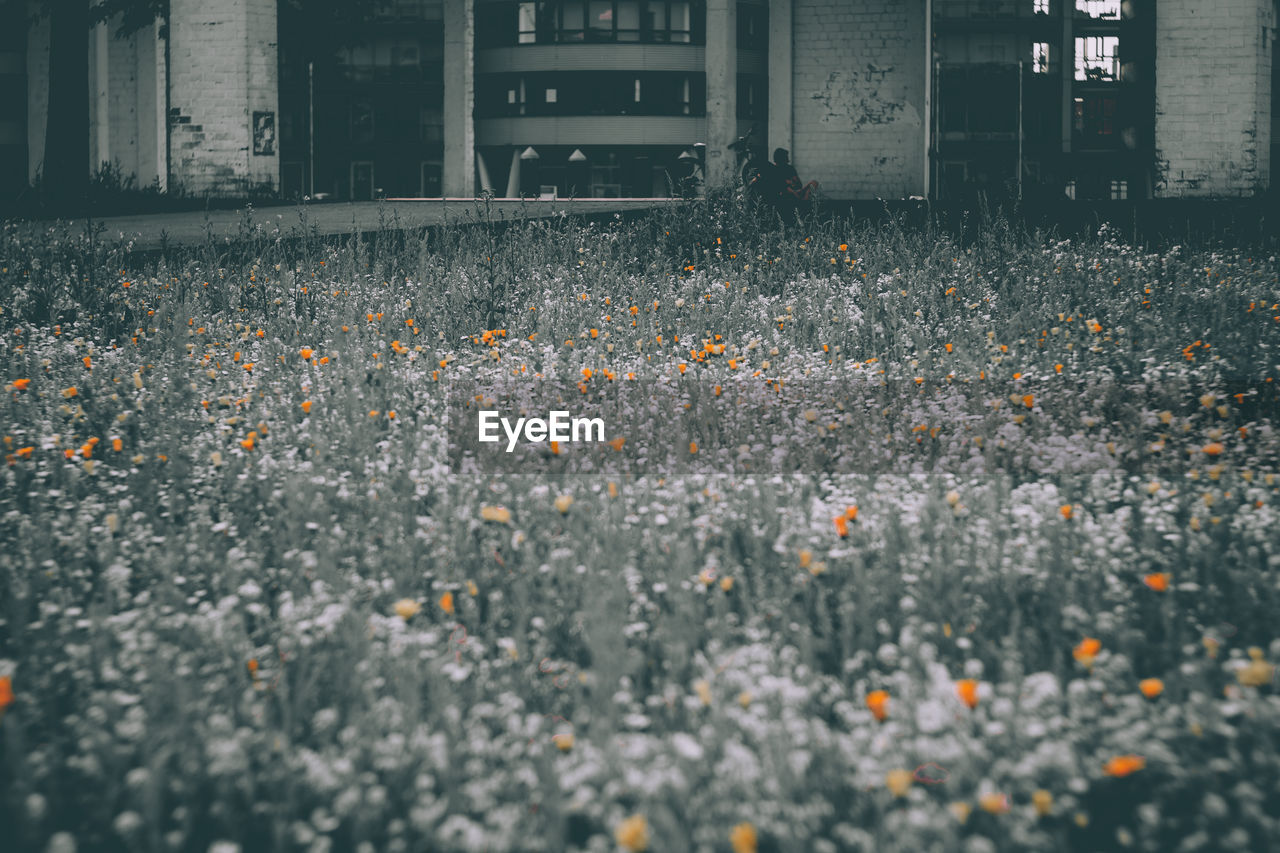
[772,148,818,205]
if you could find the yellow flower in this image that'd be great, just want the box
[798,549,813,569]
[949,802,972,824]
[1138,678,1164,699]
[720,576,734,592]
[393,598,421,620]
[979,792,1010,814]
[466,580,478,596]
[480,505,512,524]
[1238,648,1274,687]
[695,679,712,706]
[737,691,752,708]
[729,822,758,853]
[1032,789,1053,817]
[886,769,913,797]
[615,814,650,852]
[552,733,574,752]
[554,494,574,514]
[697,568,717,587]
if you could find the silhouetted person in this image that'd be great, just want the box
[771,148,818,221]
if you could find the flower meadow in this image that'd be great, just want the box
[2,199,1280,852]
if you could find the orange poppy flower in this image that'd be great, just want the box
[11,379,30,391]
[439,591,455,615]
[1143,572,1170,591]
[956,679,979,709]
[1138,678,1163,699]
[834,516,848,538]
[866,689,889,721]
[300,347,313,360]
[0,675,12,711]
[1102,754,1145,777]
[1060,504,1073,520]
[1073,637,1101,665]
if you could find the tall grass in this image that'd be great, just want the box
[1,196,1279,852]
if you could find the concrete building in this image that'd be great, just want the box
[7,0,1277,204]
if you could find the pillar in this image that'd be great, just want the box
[705,0,737,186]
[167,0,278,195]
[443,0,475,197]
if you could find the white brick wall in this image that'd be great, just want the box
[790,0,926,198]
[1154,0,1274,197]
[168,0,278,196]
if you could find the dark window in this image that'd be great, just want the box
[476,71,704,117]
[737,3,766,50]
[1074,95,1115,138]
[421,161,442,196]
[938,66,1017,135]
[480,1,704,45]
[737,74,766,121]
[351,103,376,143]
[419,108,444,143]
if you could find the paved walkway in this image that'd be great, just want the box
[16,199,669,251]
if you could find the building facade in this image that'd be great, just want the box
[9,0,1278,203]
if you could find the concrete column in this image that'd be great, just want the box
[153,17,167,191]
[443,0,475,197]
[26,5,50,185]
[705,0,737,186]
[767,0,792,158]
[1060,5,1071,155]
[92,19,109,173]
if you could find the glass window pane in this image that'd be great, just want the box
[518,2,537,42]
[590,1,613,28]
[670,1,689,30]
[562,1,584,30]
[618,0,640,35]
[646,1,667,33]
